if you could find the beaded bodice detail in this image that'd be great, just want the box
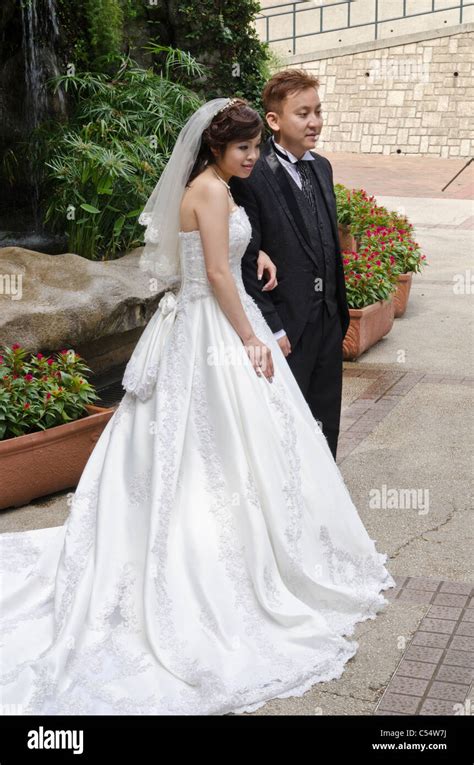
[176,206,252,307]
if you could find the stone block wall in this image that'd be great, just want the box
[286,29,473,157]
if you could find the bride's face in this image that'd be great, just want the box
[214,135,262,179]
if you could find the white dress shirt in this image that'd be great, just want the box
[270,139,315,341]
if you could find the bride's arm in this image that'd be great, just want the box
[195,183,274,381]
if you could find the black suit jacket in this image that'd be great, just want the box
[230,137,350,349]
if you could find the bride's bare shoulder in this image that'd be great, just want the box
[184,169,227,204]
[180,169,229,230]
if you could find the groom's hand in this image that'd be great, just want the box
[277,334,292,357]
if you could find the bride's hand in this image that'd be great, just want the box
[243,335,274,382]
[257,250,278,292]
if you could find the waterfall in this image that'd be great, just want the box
[20,0,66,227]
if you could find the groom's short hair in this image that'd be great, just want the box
[262,69,320,115]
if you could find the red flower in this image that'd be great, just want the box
[0,356,3,364]
[46,392,51,399]
[47,358,54,365]
[24,402,30,409]
[36,352,44,360]
[24,373,33,381]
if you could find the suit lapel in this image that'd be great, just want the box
[260,140,321,269]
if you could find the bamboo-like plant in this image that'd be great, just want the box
[32,48,206,260]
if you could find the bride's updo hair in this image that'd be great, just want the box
[187,98,264,185]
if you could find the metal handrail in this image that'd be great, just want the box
[256,0,472,55]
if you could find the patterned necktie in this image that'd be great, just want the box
[294,159,318,215]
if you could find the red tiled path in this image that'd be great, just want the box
[318,151,474,200]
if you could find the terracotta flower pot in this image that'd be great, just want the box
[0,404,115,511]
[394,272,413,318]
[338,223,357,253]
[343,298,395,361]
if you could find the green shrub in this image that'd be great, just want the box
[0,344,100,440]
[33,49,205,260]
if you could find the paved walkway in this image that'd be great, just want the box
[1,153,472,717]
[325,150,473,200]
[325,151,473,717]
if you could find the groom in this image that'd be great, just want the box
[230,69,350,459]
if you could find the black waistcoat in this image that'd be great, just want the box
[287,166,338,320]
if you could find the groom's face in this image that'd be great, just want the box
[266,87,323,158]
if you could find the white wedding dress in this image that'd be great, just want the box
[0,205,395,716]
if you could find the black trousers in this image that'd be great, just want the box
[285,300,343,460]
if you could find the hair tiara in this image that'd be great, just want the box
[215,97,240,115]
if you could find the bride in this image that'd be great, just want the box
[0,97,395,716]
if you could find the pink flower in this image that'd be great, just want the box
[23,402,30,409]
[46,392,51,399]
[355,274,362,280]
[376,260,381,266]
[11,343,21,350]
[24,373,33,381]
[36,352,44,360]
[0,356,3,364]
[47,358,54,365]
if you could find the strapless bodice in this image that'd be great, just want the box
[175,206,252,307]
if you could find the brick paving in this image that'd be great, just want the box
[374,577,473,715]
[338,366,473,714]
[337,366,474,464]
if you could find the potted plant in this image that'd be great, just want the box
[0,344,115,510]
[335,184,428,318]
[335,185,390,250]
[342,248,399,360]
[335,185,358,252]
[359,224,427,317]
